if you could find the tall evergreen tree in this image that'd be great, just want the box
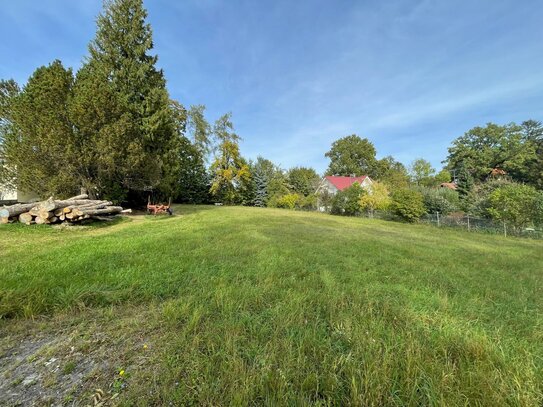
[456,162,474,210]
[71,0,180,202]
[176,135,210,203]
[0,79,20,189]
[1,61,78,197]
[252,168,268,207]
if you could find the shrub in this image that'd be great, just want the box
[488,184,541,230]
[276,193,302,210]
[299,194,317,210]
[331,183,366,216]
[391,189,426,222]
[467,179,514,216]
[359,182,391,217]
[418,187,459,215]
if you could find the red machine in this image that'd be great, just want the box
[147,196,173,216]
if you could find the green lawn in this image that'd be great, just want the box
[1,205,542,406]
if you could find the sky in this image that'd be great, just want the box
[1,0,542,174]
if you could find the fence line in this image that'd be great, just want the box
[359,210,543,239]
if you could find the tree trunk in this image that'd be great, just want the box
[80,206,123,216]
[0,203,36,218]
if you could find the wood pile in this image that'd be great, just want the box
[0,194,129,225]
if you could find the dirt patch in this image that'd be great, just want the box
[0,308,158,406]
[0,332,109,406]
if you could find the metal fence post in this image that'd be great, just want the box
[467,214,470,231]
[436,211,440,227]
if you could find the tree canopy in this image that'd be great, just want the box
[287,167,320,196]
[445,122,538,185]
[1,61,77,197]
[325,135,377,177]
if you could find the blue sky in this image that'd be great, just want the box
[1,0,542,173]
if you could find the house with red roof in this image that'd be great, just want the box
[316,175,373,211]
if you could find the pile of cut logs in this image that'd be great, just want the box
[0,194,128,225]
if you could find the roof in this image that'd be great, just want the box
[325,175,368,191]
[489,168,507,176]
[440,182,457,190]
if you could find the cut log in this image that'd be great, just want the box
[35,216,48,225]
[80,206,123,216]
[34,197,98,213]
[0,196,88,219]
[36,198,56,212]
[2,194,125,226]
[38,209,54,219]
[73,201,113,211]
[19,212,34,225]
[63,200,107,211]
[65,194,88,200]
[0,203,36,218]
[71,208,84,217]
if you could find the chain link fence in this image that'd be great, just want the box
[419,213,543,239]
[358,210,543,239]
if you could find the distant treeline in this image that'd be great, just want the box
[1,0,542,230]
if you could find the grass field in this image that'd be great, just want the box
[1,205,542,406]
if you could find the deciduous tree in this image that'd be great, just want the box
[209,113,250,204]
[374,156,410,189]
[445,122,536,184]
[359,182,391,217]
[287,166,320,196]
[325,135,377,177]
[488,184,540,230]
[390,189,426,222]
[331,182,366,216]
[409,158,435,186]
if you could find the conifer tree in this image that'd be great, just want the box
[456,162,474,211]
[71,0,180,202]
[1,61,78,197]
[456,163,474,199]
[0,79,20,189]
[177,135,210,203]
[252,168,268,207]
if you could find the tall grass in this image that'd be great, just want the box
[1,206,542,405]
